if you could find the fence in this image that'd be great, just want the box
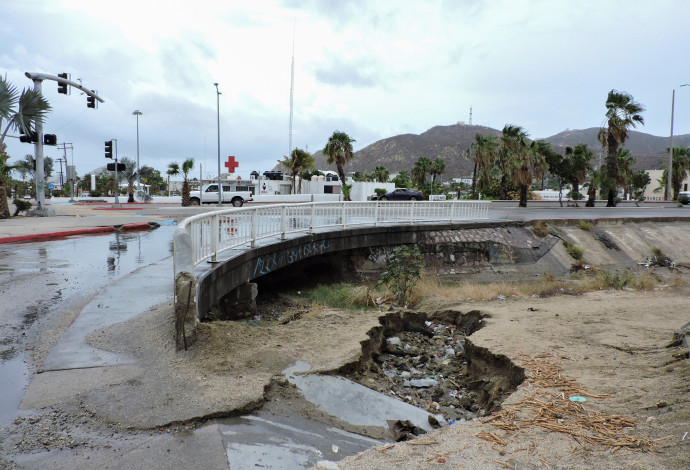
[176,200,490,267]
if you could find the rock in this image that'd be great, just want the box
[409,378,439,388]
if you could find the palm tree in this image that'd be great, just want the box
[430,158,446,186]
[498,125,527,200]
[167,162,180,197]
[180,158,195,206]
[412,157,432,187]
[615,149,635,200]
[279,148,314,193]
[599,90,644,206]
[119,157,138,202]
[0,76,51,218]
[471,134,498,198]
[567,144,593,204]
[585,168,602,207]
[515,138,550,208]
[656,147,690,200]
[371,166,390,183]
[323,131,356,198]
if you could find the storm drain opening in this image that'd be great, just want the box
[338,309,526,424]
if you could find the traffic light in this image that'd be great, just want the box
[19,129,38,143]
[44,134,57,146]
[87,93,96,108]
[105,140,113,158]
[106,163,126,172]
[57,73,69,94]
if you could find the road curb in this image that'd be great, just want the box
[0,222,157,244]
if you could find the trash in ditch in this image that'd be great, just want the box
[569,395,587,403]
[387,419,427,442]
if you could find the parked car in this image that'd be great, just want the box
[376,188,424,201]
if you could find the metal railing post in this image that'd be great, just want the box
[281,205,287,240]
[210,214,219,263]
[341,201,346,229]
[309,203,316,234]
[374,201,380,226]
[251,210,258,248]
[409,200,415,225]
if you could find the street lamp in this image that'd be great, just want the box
[668,84,690,201]
[132,110,143,191]
[214,83,222,206]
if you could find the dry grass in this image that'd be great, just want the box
[531,221,549,238]
[482,353,659,452]
[409,271,666,304]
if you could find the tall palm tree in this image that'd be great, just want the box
[180,158,195,206]
[656,147,690,200]
[119,157,138,202]
[412,157,432,187]
[167,162,180,197]
[615,148,635,200]
[599,90,644,207]
[279,148,314,194]
[323,131,356,198]
[515,138,550,207]
[430,158,446,186]
[471,134,498,198]
[0,76,51,218]
[567,144,593,204]
[371,165,390,183]
[498,124,527,200]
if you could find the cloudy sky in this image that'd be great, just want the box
[3,0,690,180]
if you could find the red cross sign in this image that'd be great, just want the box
[224,156,239,173]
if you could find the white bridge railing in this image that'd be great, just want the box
[177,200,490,267]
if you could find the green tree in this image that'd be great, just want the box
[498,125,527,201]
[371,165,390,183]
[630,170,651,204]
[585,168,602,207]
[599,90,644,207]
[565,144,593,204]
[0,76,51,218]
[180,158,195,206]
[391,170,412,188]
[323,131,356,199]
[656,146,690,200]
[378,245,425,307]
[430,158,446,186]
[546,150,572,207]
[412,157,432,187]
[167,162,180,196]
[471,134,498,198]
[139,166,165,195]
[279,147,314,193]
[119,157,138,202]
[615,148,636,200]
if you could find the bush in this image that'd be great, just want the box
[578,220,594,231]
[12,198,33,216]
[374,188,387,198]
[303,283,374,309]
[564,242,583,260]
[379,245,425,307]
[599,270,634,289]
[532,220,549,237]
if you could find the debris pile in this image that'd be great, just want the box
[482,353,659,451]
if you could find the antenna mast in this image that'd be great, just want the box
[288,21,295,159]
[469,106,473,126]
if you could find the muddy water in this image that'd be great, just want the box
[0,222,177,426]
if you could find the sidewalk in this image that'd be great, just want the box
[0,200,188,242]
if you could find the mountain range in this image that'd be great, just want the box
[280,124,690,178]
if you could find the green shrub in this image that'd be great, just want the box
[12,198,33,216]
[379,245,425,307]
[599,270,634,289]
[565,242,584,260]
[303,283,372,309]
[374,188,387,198]
[578,220,594,231]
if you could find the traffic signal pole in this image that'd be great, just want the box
[24,72,105,213]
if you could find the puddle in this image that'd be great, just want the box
[0,223,177,427]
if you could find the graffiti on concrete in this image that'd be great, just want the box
[253,240,331,278]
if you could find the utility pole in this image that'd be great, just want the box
[24,72,104,212]
[57,142,74,200]
[56,157,64,189]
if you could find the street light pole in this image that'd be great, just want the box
[214,83,222,206]
[133,110,143,191]
[668,84,690,201]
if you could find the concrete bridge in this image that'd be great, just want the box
[172,200,491,348]
[172,200,690,349]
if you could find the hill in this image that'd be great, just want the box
[278,124,690,178]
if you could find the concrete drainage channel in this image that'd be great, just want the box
[216,306,526,469]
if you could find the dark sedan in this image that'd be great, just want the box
[377,188,424,201]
